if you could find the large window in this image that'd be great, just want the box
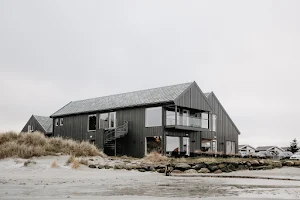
[99,113,109,129]
[60,118,64,126]
[145,107,162,127]
[212,114,217,132]
[55,119,59,126]
[201,112,209,129]
[109,112,116,129]
[166,136,180,154]
[88,115,96,131]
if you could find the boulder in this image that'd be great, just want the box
[250,160,260,166]
[214,169,222,174]
[98,165,104,169]
[194,163,207,170]
[237,165,247,171]
[138,168,146,172]
[285,161,294,166]
[208,165,219,172]
[89,164,97,168]
[114,164,124,170]
[227,164,236,171]
[246,162,252,167]
[218,163,227,170]
[184,169,198,174]
[272,161,282,168]
[293,161,300,166]
[24,160,37,167]
[175,163,191,171]
[198,168,210,173]
[171,170,182,174]
[259,160,265,165]
[157,168,165,173]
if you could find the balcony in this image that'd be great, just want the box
[166,111,209,131]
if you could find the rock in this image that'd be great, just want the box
[98,165,104,169]
[208,165,219,172]
[227,164,236,171]
[104,165,112,169]
[252,166,267,170]
[285,161,294,166]
[272,161,282,168]
[184,169,198,174]
[157,168,165,173]
[218,163,227,169]
[259,160,265,165]
[171,170,182,174]
[89,159,94,161]
[250,160,260,166]
[154,165,166,170]
[114,164,124,170]
[194,163,207,170]
[246,162,252,167]
[24,160,37,167]
[175,163,191,171]
[198,168,210,173]
[237,165,247,171]
[214,169,222,174]
[138,168,146,172]
[88,164,97,168]
[293,161,300,166]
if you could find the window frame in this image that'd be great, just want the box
[99,113,109,129]
[212,114,217,132]
[88,114,97,132]
[55,119,59,127]
[60,118,64,126]
[145,106,162,127]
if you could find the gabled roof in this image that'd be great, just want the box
[256,146,284,151]
[238,144,255,150]
[51,82,193,117]
[204,92,212,98]
[33,115,53,133]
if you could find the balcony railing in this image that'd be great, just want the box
[166,114,209,129]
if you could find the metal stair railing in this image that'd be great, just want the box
[104,121,128,144]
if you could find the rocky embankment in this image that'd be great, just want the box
[87,158,300,175]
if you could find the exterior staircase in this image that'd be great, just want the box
[104,121,128,156]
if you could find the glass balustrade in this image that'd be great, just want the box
[166,113,209,129]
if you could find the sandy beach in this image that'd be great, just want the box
[0,156,300,200]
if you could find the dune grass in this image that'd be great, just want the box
[0,131,106,159]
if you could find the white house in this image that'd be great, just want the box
[238,144,256,155]
[255,146,284,155]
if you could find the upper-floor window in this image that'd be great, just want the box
[60,118,64,126]
[99,112,116,129]
[212,114,217,132]
[145,107,162,127]
[201,112,209,129]
[88,115,97,131]
[55,119,59,126]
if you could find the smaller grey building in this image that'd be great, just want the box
[21,115,53,135]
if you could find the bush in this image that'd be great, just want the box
[142,151,169,163]
[0,131,106,159]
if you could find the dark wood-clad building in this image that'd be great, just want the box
[50,81,240,157]
[21,115,53,135]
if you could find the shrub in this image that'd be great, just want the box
[71,158,80,169]
[0,131,106,159]
[51,161,58,168]
[142,151,169,163]
[79,159,89,166]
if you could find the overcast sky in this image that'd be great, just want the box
[1,0,299,148]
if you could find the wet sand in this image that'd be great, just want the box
[0,156,300,200]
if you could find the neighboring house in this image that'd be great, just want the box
[238,144,256,155]
[256,146,284,155]
[21,115,53,135]
[50,81,241,157]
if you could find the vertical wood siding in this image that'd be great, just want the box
[201,93,240,154]
[21,116,46,134]
[175,82,212,112]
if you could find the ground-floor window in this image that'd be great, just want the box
[145,136,162,155]
[201,139,212,152]
[226,141,236,154]
[166,136,180,155]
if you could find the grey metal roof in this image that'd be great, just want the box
[204,92,212,98]
[33,115,53,133]
[51,82,193,117]
[256,146,275,151]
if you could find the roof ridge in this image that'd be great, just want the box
[71,82,193,103]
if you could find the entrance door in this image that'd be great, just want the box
[183,137,190,156]
[108,112,116,129]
